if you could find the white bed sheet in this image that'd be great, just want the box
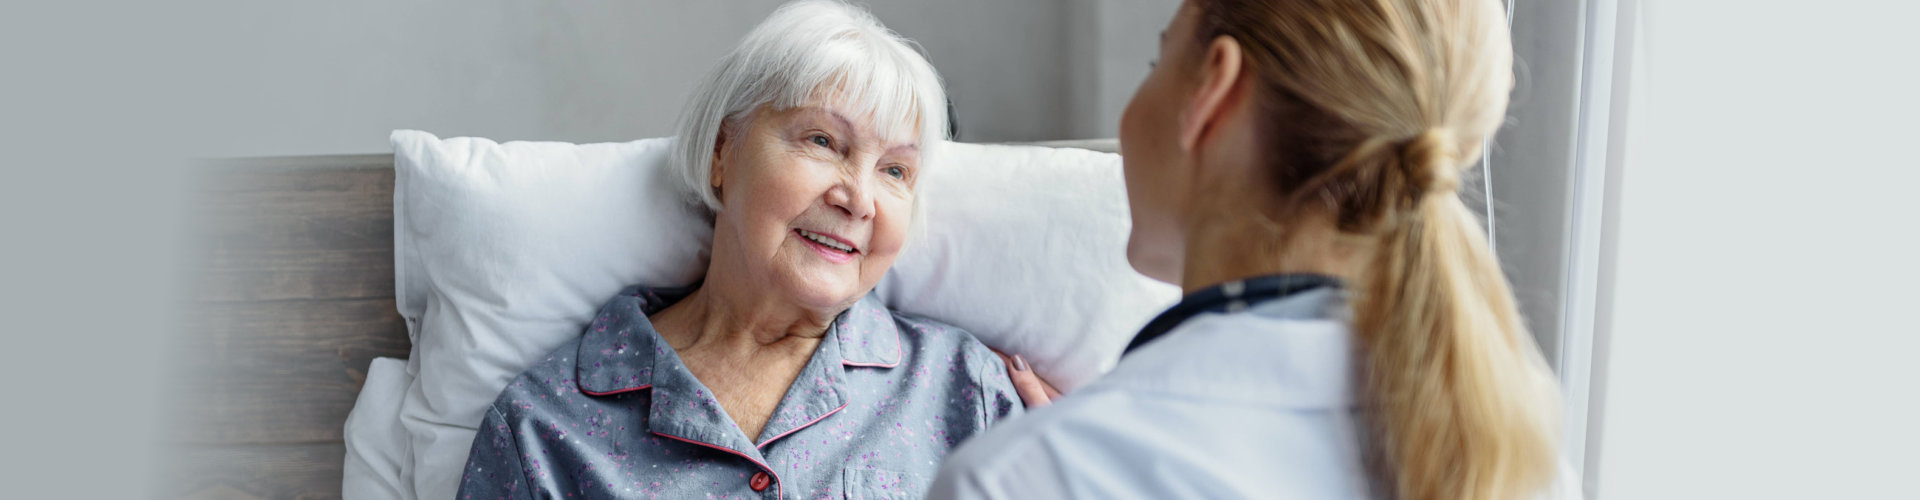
[343,357,415,500]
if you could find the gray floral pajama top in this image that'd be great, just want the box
[457,285,1024,499]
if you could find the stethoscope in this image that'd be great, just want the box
[1122,273,1344,355]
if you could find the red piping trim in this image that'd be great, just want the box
[580,383,651,396]
[755,402,847,450]
[652,431,783,498]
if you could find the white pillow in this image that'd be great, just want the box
[875,141,1175,390]
[386,130,1176,500]
[391,131,714,500]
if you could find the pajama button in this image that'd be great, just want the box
[749,471,771,492]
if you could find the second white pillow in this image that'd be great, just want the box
[877,141,1178,391]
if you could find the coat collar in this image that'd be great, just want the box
[1099,287,1356,409]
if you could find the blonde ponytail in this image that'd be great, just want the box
[1354,129,1561,500]
[1191,0,1563,498]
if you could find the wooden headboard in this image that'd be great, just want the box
[168,154,409,500]
[163,139,1116,499]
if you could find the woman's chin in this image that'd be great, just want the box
[772,272,867,311]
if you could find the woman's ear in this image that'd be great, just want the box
[710,125,730,197]
[1179,35,1246,153]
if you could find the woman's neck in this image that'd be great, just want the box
[1177,213,1370,295]
[646,269,831,442]
[652,270,834,358]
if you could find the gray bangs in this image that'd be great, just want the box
[775,40,940,147]
[729,4,946,149]
[673,0,949,215]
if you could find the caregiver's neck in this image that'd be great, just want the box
[1171,137,1373,296]
[1163,89,1374,296]
[1177,214,1372,296]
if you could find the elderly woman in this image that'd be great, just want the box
[455,2,1023,498]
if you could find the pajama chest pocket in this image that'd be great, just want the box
[842,468,919,500]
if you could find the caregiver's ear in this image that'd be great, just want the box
[1179,35,1247,153]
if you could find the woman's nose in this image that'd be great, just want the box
[825,173,875,221]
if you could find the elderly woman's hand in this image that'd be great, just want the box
[988,348,1062,407]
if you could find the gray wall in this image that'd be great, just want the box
[175,0,1573,369]
[1063,0,1183,139]
[178,0,1177,158]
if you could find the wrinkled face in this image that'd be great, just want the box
[710,98,919,312]
[1119,1,1204,283]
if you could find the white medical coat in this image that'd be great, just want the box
[930,287,1582,499]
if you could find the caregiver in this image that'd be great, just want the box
[932,0,1575,498]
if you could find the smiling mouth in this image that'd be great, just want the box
[795,228,858,254]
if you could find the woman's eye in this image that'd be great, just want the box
[810,135,832,148]
[883,166,907,179]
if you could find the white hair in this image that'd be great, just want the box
[671,0,949,221]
